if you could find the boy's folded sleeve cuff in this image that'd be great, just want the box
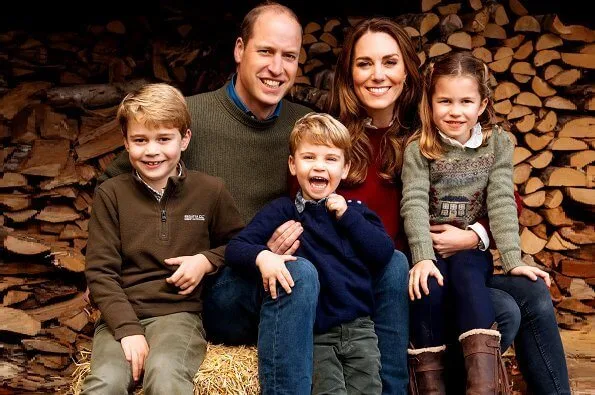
[202,251,223,268]
[114,323,145,341]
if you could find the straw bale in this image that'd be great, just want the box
[68,344,259,395]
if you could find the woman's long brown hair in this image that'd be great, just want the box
[327,17,422,184]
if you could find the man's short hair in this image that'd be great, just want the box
[289,112,352,163]
[117,83,191,137]
[239,1,301,44]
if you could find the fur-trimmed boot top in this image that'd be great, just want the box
[407,345,447,395]
[459,325,511,395]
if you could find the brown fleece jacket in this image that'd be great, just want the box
[85,165,244,340]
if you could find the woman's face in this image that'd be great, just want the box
[351,31,407,125]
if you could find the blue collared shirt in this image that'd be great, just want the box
[226,74,282,120]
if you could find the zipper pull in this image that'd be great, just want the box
[161,209,166,222]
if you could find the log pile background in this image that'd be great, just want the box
[0,0,593,393]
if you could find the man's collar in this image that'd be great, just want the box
[226,74,282,120]
[294,190,328,213]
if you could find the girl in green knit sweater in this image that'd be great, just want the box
[401,51,551,394]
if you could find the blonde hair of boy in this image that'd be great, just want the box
[290,112,352,163]
[117,83,191,137]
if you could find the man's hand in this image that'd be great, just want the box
[267,220,303,255]
[256,250,297,299]
[165,254,216,295]
[120,334,149,381]
[408,259,444,301]
[509,265,551,287]
[430,224,479,258]
[326,193,348,219]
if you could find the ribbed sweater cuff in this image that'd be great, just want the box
[410,244,436,265]
[500,250,523,273]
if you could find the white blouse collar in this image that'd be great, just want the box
[438,122,483,148]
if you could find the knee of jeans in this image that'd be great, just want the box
[285,258,320,299]
[524,278,552,305]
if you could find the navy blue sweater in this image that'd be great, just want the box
[225,196,394,333]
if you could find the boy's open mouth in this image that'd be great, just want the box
[309,176,328,191]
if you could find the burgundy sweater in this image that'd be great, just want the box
[338,127,407,251]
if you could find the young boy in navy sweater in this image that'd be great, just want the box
[225,112,394,394]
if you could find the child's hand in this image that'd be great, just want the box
[409,259,444,301]
[255,250,297,299]
[509,265,551,287]
[120,334,149,381]
[165,254,216,295]
[326,193,348,219]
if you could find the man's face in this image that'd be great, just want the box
[233,11,302,120]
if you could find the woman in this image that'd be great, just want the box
[329,17,570,395]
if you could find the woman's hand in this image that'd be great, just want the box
[408,259,443,301]
[430,224,479,257]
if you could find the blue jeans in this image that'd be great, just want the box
[491,287,521,351]
[372,250,410,395]
[203,258,318,395]
[489,275,571,395]
[204,252,410,395]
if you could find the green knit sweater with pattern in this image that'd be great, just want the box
[400,126,522,273]
[99,83,311,223]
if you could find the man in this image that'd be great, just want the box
[99,3,318,394]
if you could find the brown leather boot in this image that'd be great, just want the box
[407,345,447,395]
[459,326,511,395]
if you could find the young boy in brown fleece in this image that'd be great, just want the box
[82,83,244,394]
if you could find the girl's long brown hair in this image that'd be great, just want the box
[327,17,422,185]
[414,51,496,160]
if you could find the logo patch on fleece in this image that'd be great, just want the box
[184,214,205,221]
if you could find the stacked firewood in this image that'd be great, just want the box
[0,0,593,392]
[292,0,595,330]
